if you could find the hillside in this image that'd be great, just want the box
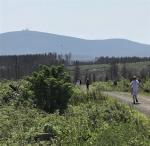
[0,30,150,60]
[68,61,150,82]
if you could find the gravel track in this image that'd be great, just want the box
[103,91,150,116]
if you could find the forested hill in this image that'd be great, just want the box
[0,30,150,60]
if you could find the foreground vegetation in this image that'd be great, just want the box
[0,65,150,145]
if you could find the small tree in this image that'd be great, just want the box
[27,65,73,113]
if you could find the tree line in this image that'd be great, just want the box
[0,53,72,80]
[73,56,150,65]
[1,54,150,81]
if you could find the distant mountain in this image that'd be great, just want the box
[0,30,150,60]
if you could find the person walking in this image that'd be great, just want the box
[85,78,90,90]
[79,79,82,85]
[130,76,139,104]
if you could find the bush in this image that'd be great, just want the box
[70,86,106,105]
[116,79,130,92]
[92,79,130,92]
[92,81,113,91]
[143,79,150,93]
[26,65,73,113]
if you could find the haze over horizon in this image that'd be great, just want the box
[0,0,150,44]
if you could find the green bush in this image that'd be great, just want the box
[92,81,114,91]
[143,79,150,93]
[0,80,33,108]
[92,79,130,92]
[26,65,73,113]
[70,86,106,105]
[116,79,130,92]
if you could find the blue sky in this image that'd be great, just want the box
[0,0,150,44]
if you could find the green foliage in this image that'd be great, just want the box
[92,79,130,92]
[1,71,150,145]
[26,65,73,113]
[1,98,150,145]
[70,86,106,105]
[142,79,150,93]
[0,80,33,108]
[116,79,130,92]
[92,81,114,91]
[92,79,150,95]
[0,105,41,145]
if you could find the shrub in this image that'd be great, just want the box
[116,79,130,92]
[143,79,150,93]
[92,81,113,91]
[26,65,73,113]
[92,79,130,92]
[70,86,106,105]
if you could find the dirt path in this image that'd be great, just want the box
[102,91,150,116]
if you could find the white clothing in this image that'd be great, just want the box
[76,80,80,86]
[130,80,139,96]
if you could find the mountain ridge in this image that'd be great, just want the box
[0,30,150,60]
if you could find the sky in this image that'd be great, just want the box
[0,0,150,44]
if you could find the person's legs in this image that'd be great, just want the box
[87,85,89,90]
[133,95,139,104]
[135,95,138,103]
[86,84,89,90]
[133,95,136,104]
